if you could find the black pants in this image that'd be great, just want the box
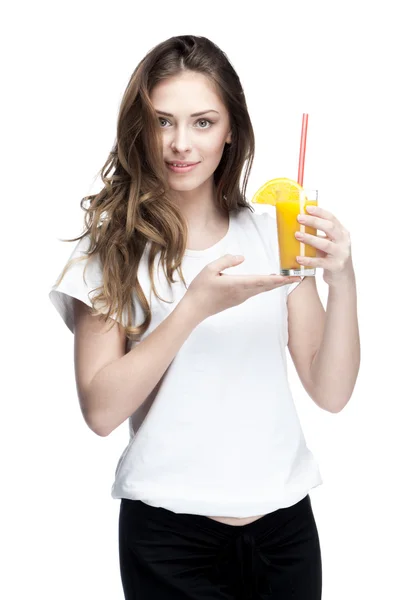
[118,493,322,599]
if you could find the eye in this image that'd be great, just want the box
[158,117,214,129]
[196,119,213,129]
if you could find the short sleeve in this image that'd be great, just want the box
[286,277,305,295]
[261,210,305,297]
[49,235,127,333]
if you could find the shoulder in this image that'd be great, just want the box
[49,234,113,333]
[234,206,274,229]
[234,207,278,246]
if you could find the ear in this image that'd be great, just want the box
[226,130,232,144]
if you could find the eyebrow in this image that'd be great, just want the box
[155,109,220,117]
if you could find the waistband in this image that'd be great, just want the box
[121,493,312,599]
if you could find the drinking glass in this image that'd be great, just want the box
[275,188,318,276]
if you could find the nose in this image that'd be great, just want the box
[171,125,192,153]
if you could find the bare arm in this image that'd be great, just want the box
[86,296,202,437]
[309,264,360,412]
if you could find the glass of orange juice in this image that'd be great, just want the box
[276,188,318,276]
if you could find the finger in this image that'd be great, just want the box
[295,232,333,252]
[296,255,324,268]
[222,274,301,286]
[306,205,338,224]
[222,274,300,281]
[268,274,300,280]
[299,215,336,237]
[270,276,302,287]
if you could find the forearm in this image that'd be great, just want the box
[310,268,360,412]
[88,296,202,436]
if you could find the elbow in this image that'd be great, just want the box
[85,402,126,437]
[318,394,353,414]
[327,381,359,413]
[90,417,112,437]
[310,385,353,413]
[92,425,111,437]
[83,409,111,437]
[309,374,359,414]
[328,402,347,414]
[79,385,113,437]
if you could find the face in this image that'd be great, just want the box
[149,71,232,195]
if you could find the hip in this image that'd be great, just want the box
[119,493,322,599]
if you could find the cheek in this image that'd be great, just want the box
[209,131,227,149]
[201,135,228,159]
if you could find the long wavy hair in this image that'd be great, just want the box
[54,35,256,342]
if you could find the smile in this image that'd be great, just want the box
[166,162,200,173]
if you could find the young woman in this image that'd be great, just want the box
[49,35,360,600]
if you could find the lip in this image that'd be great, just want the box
[166,161,200,173]
[166,160,200,165]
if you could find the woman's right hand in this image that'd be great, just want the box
[184,254,302,321]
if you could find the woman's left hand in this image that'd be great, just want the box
[294,205,354,287]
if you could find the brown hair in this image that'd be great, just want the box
[54,35,256,342]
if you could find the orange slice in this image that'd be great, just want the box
[251,177,303,205]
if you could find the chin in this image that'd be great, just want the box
[169,183,201,193]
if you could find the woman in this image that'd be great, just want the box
[49,35,360,600]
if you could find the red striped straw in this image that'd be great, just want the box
[297,113,308,187]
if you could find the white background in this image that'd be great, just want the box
[2,0,399,598]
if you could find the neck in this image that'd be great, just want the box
[170,181,227,230]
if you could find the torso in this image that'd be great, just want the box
[207,514,266,526]
[187,209,264,528]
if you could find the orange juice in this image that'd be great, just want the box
[276,190,318,276]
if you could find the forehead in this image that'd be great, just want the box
[150,71,225,113]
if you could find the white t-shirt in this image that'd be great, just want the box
[49,206,322,517]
